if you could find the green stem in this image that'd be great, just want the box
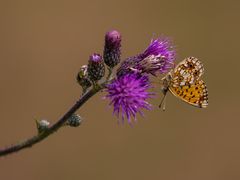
[106,67,113,81]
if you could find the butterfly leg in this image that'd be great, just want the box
[162,95,167,111]
[159,88,168,110]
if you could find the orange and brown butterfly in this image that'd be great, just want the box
[159,57,208,110]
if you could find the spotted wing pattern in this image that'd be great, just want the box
[171,57,204,87]
[169,79,208,108]
[166,57,208,108]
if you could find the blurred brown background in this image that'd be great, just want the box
[0,0,239,179]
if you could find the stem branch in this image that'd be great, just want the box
[0,84,103,157]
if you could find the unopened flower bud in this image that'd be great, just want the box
[67,114,82,127]
[103,30,121,68]
[87,53,105,81]
[36,119,50,133]
[76,65,92,90]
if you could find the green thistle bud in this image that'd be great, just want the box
[67,114,82,127]
[36,119,50,133]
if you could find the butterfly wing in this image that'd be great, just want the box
[171,57,204,87]
[169,79,208,108]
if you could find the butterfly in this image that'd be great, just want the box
[159,57,208,110]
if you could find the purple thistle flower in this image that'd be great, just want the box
[137,55,172,75]
[104,30,121,68]
[105,73,153,125]
[140,37,175,60]
[116,55,141,77]
[117,37,176,76]
[140,37,176,74]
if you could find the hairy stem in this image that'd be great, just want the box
[0,84,104,157]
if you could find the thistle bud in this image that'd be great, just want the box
[87,53,105,81]
[67,114,82,127]
[103,30,121,68]
[36,119,50,133]
[76,65,92,91]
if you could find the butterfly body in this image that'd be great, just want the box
[161,57,208,108]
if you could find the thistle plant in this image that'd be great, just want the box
[0,30,176,157]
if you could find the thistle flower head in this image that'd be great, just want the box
[116,56,141,77]
[141,38,174,58]
[104,30,121,68]
[87,53,105,81]
[117,37,176,76]
[140,37,176,74]
[137,55,171,75]
[105,73,153,125]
